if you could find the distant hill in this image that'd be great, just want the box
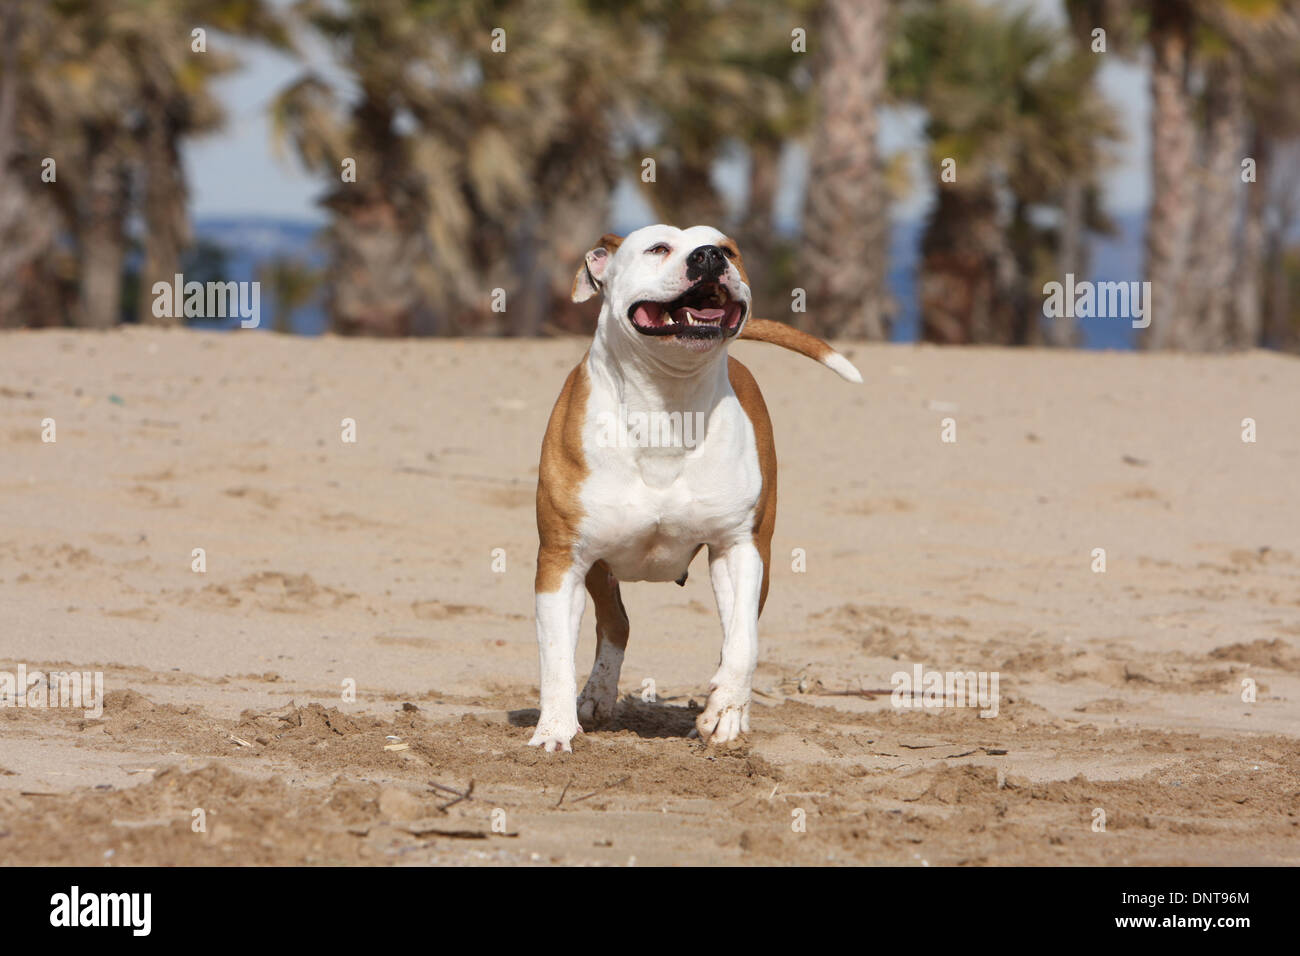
[195,212,1146,347]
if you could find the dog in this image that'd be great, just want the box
[530,224,861,752]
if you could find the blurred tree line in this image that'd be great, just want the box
[1,0,1298,349]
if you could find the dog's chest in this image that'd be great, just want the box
[578,390,762,582]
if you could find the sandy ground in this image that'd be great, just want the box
[0,326,1297,866]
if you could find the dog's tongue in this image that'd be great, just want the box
[681,307,725,321]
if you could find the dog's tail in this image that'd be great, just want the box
[737,318,863,384]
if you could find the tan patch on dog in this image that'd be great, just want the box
[535,357,591,593]
[727,356,776,614]
[738,318,833,363]
[720,236,749,285]
[585,559,629,651]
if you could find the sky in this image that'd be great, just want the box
[184,6,1152,228]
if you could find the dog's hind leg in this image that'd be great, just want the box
[577,560,629,730]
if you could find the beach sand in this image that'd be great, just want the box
[1,326,1297,865]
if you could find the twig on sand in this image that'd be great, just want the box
[555,778,573,808]
[944,746,1009,758]
[572,776,631,804]
[404,824,518,840]
[812,687,893,698]
[428,779,474,812]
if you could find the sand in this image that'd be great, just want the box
[0,326,1297,865]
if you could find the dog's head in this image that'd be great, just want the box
[572,224,751,357]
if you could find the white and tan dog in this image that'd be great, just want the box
[530,224,861,752]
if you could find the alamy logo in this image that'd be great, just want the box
[0,665,103,718]
[1042,273,1152,329]
[891,664,1000,718]
[152,273,260,328]
[50,886,151,936]
[595,405,707,449]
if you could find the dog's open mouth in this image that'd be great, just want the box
[627,282,746,339]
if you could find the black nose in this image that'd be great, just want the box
[686,245,725,280]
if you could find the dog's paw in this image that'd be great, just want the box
[695,680,751,746]
[577,685,618,730]
[528,713,582,753]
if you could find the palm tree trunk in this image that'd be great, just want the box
[1232,128,1269,348]
[1046,178,1087,346]
[920,186,1015,345]
[76,127,130,329]
[530,124,615,335]
[738,136,780,286]
[325,97,433,336]
[1263,203,1294,350]
[1144,0,1197,350]
[0,0,54,328]
[0,0,24,327]
[1186,56,1245,350]
[326,194,427,337]
[799,0,889,340]
[509,205,548,337]
[139,96,190,326]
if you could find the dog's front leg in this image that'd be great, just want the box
[529,566,587,752]
[697,541,763,745]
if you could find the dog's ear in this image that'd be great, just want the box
[571,234,624,303]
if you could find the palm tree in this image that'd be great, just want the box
[130,1,289,326]
[32,2,142,330]
[275,0,821,337]
[1258,140,1300,350]
[271,0,441,336]
[799,0,891,341]
[1184,55,1245,349]
[274,0,643,336]
[3,0,284,329]
[1072,0,1295,350]
[615,0,814,319]
[1168,2,1296,350]
[893,0,1120,345]
[1217,1,1300,348]
[623,0,809,225]
[0,0,60,327]
[1138,0,1199,349]
[489,3,646,337]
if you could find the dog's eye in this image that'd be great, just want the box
[721,246,737,259]
[645,243,671,255]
